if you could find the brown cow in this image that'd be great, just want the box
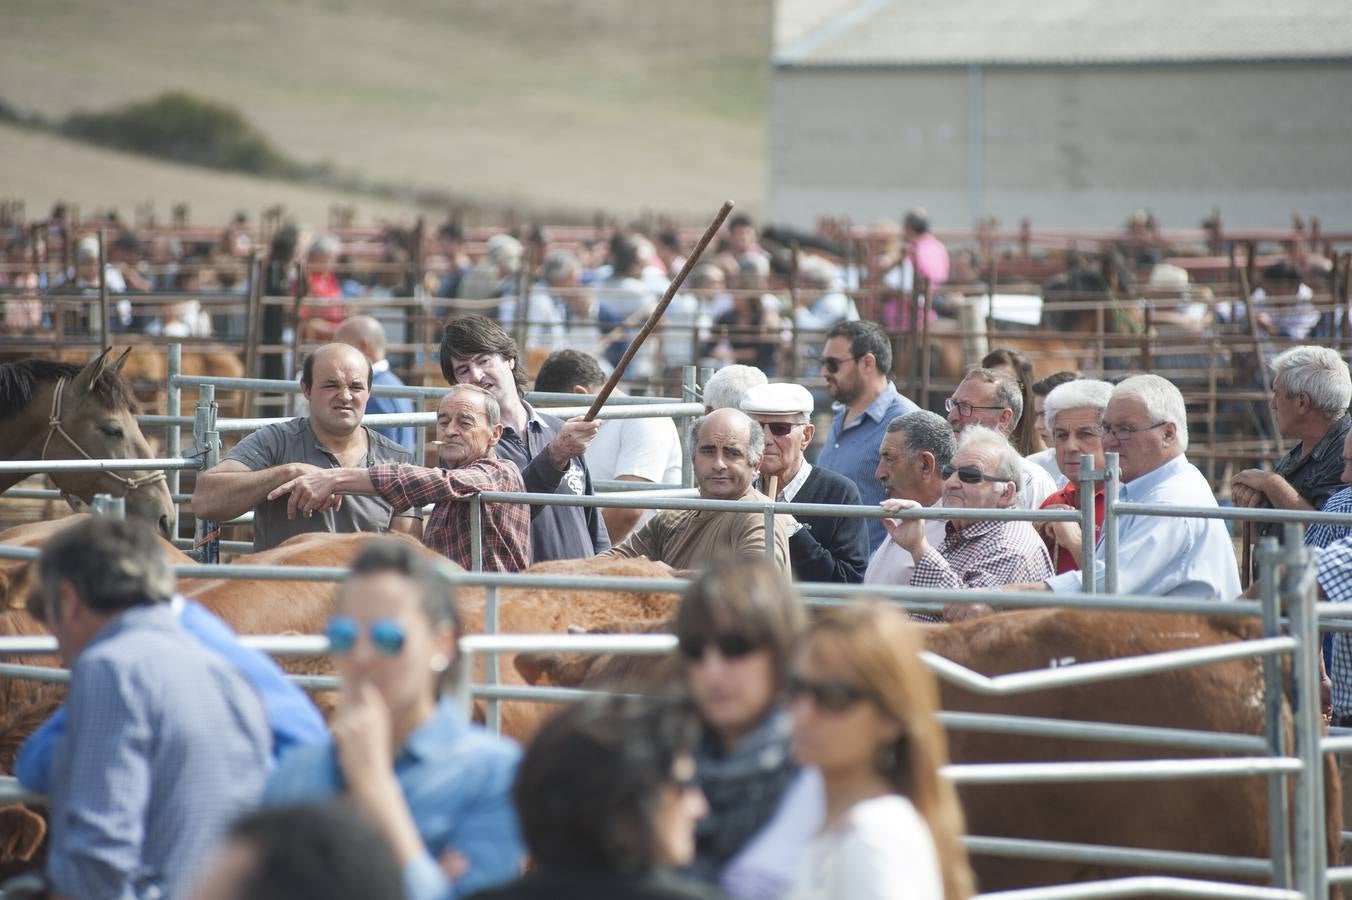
[517,608,1342,894]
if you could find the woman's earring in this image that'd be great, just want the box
[430,653,450,673]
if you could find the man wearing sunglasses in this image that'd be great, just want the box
[1006,375,1241,601]
[600,408,791,574]
[946,367,1057,510]
[816,320,920,549]
[741,382,869,583]
[883,427,1053,621]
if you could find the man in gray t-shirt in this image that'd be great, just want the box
[192,343,423,551]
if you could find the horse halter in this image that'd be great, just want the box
[38,376,167,504]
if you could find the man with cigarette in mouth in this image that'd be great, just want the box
[269,383,531,572]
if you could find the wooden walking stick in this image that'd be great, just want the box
[766,475,780,502]
[584,201,735,421]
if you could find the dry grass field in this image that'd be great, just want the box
[0,0,770,225]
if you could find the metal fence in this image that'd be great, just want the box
[8,348,1352,896]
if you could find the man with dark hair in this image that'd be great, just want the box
[442,315,608,561]
[866,410,954,586]
[190,802,403,900]
[193,342,422,551]
[816,320,920,547]
[38,518,270,900]
[266,384,530,571]
[535,349,681,543]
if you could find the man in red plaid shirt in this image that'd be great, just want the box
[268,384,530,571]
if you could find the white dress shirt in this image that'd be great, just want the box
[1025,447,1067,489]
[1018,456,1058,509]
[1046,454,1241,600]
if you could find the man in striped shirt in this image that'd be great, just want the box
[269,384,530,572]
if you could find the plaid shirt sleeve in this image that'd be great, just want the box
[911,523,1054,591]
[1318,536,1352,604]
[1306,487,1352,549]
[369,460,512,512]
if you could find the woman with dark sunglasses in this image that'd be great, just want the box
[786,604,972,900]
[263,539,525,900]
[467,694,724,900]
[675,559,823,899]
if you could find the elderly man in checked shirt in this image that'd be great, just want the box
[880,426,1052,622]
[271,384,530,572]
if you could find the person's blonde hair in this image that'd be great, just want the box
[807,604,973,900]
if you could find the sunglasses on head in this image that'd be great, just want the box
[679,633,758,661]
[326,615,406,656]
[761,422,802,437]
[940,463,1006,484]
[787,674,875,712]
[820,355,859,374]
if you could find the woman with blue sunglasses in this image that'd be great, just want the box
[264,539,525,900]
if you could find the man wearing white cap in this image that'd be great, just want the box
[741,382,869,583]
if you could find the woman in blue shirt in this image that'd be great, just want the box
[264,538,523,900]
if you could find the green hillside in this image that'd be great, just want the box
[0,0,770,223]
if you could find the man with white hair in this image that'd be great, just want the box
[1008,374,1241,600]
[1036,379,1114,573]
[946,367,1057,509]
[883,426,1053,621]
[703,364,767,412]
[741,382,868,583]
[599,408,790,574]
[1232,345,1352,542]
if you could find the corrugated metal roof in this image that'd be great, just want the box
[774,0,1352,67]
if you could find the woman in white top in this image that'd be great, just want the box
[786,604,973,900]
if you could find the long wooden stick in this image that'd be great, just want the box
[584,200,734,420]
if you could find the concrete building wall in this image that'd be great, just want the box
[768,61,1352,230]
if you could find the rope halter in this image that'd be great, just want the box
[38,376,168,501]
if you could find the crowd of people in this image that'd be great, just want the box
[8,205,1352,896]
[20,520,969,900]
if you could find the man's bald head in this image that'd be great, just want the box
[690,407,764,500]
[301,343,373,391]
[334,316,387,362]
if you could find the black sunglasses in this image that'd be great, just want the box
[820,354,860,374]
[940,463,1006,485]
[761,422,802,437]
[679,633,758,661]
[787,674,875,712]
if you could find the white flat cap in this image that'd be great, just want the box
[740,382,814,417]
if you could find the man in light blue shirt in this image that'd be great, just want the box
[1007,374,1241,600]
[815,320,919,547]
[38,517,271,900]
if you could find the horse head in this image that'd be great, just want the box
[32,349,175,539]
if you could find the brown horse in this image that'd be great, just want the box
[0,350,175,537]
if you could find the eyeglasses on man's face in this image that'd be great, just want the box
[820,355,860,375]
[759,421,803,438]
[944,398,1007,418]
[1099,421,1168,440]
[940,463,1006,485]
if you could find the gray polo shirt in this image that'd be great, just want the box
[225,417,418,551]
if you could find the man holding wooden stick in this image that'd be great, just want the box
[441,315,609,562]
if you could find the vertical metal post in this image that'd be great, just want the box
[1078,453,1097,595]
[1284,527,1327,900]
[1257,535,1292,888]
[452,644,474,718]
[193,383,220,564]
[97,227,110,346]
[680,365,697,489]
[166,343,182,538]
[485,584,500,734]
[1102,452,1121,595]
[469,494,483,571]
[763,501,776,563]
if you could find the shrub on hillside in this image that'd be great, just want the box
[61,92,302,177]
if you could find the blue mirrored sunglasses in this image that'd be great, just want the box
[325,615,406,656]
